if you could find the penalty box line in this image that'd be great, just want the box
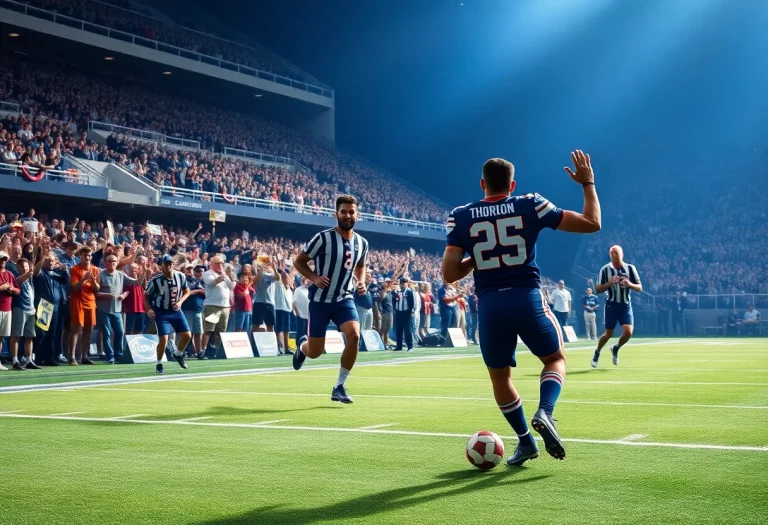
[0,413,765,453]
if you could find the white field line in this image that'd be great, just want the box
[1,413,765,453]
[108,414,148,420]
[176,416,213,422]
[620,434,648,442]
[252,419,288,425]
[0,354,480,395]
[360,423,398,430]
[219,375,768,384]
[85,387,768,410]
[48,411,86,417]
[0,410,23,414]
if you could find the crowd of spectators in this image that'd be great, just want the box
[578,166,768,296]
[23,0,320,86]
[0,208,478,369]
[0,56,446,222]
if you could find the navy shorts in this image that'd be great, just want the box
[275,310,291,333]
[308,298,359,338]
[604,303,634,330]
[478,288,563,369]
[154,310,190,337]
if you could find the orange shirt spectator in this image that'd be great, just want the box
[70,264,100,310]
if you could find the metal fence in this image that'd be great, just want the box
[0,0,333,99]
[155,185,445,231]
[88,121,200,150]
[0,100,21,114]
[0,161,109,187]
[221,147,291,166]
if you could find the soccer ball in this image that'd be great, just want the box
[466,430,504,470]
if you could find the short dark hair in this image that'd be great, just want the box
[17,257,29,267]
[335,194,358,211]
[482,158,515,193]
[77,246,92,256]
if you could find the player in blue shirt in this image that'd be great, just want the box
[442,151,601,466]
[292,195,369,404]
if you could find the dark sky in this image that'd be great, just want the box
[199,0,768,275]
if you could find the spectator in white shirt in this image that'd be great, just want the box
[292,277,310,341]
[742,304,761,336]
[549,280,572,341]
[201,256,235,352]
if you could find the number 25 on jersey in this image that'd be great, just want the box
[470,217,527,270]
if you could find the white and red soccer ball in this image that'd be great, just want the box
[466,430,504,470]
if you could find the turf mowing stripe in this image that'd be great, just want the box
[252,419,288,425]
[1,413,765,453]
[84,388,768,410]
[0,354,480,394]
[176,416,213,422]
[109,414,148,420]
[360,423,398,430]
[223,375,768,384]
[48,411,86,416]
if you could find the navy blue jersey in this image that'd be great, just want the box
[446,193,563,296]
[303,228,369,303]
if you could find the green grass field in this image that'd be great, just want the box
[1,338,766,524]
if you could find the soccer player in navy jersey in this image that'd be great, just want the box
[292,195,369,404]
[441,151,600,465]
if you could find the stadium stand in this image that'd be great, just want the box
[0,55,446,224]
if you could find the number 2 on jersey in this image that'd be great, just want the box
[470,217,527,270]
[343,250,354,270]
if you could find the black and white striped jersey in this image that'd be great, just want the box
[598,263,641,304]
[303,228,368,303]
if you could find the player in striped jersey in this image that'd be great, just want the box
[144,254,192,375]
[292,195,369,404]
[442,151,601,466]
[591,245,642,368]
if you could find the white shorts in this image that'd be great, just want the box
[0,310,11,338]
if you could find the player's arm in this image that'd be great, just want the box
[622,266,643,293]
[595,266,613,294]
[441,247,475,284]
[293,251,329,289]
[353,259,367,295]
[557,150,601,233]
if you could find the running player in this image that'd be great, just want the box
[144,254,192,375]
[591,245,642,368]
[441,151,601,465]
[292,195,369,404]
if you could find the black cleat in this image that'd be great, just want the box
[12,362,25,371]
[531,408,565,461]
[155,363,164,375]
[591,350,600,369]
[24,361,41,370]
[331,384,353,404]
[196,353,209,360]
[611,344,620,366]
[173,353,189,369]
[292,337,307,370]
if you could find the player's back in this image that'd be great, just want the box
[446,193,563,296]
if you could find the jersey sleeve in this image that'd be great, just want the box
[532,194,564,230]
[598,266,609,286]
[145,277,157,297]
[359,238,369,265]
[445,207,464,249]
[628,264,641,284]
[303,232,324,259]
[180,273,188,290]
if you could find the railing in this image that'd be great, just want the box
[0,100,21,114]
[63,154,111,188]
[0,161,109,187]
[221,147,291,166]
[88,121,200,150]
[1,0,333,99]
[654,294,768,310]
[149,183,444,231]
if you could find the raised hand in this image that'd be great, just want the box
[564,150,594,185]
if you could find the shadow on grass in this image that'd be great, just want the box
[76,405,343,427]
[192,468,551,524]
[567,368,611,376]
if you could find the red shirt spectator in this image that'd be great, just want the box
[233,282,255,312]
[123,283,146,314]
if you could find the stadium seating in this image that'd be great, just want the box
[576,167,768,295]
[0,56,446,223]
